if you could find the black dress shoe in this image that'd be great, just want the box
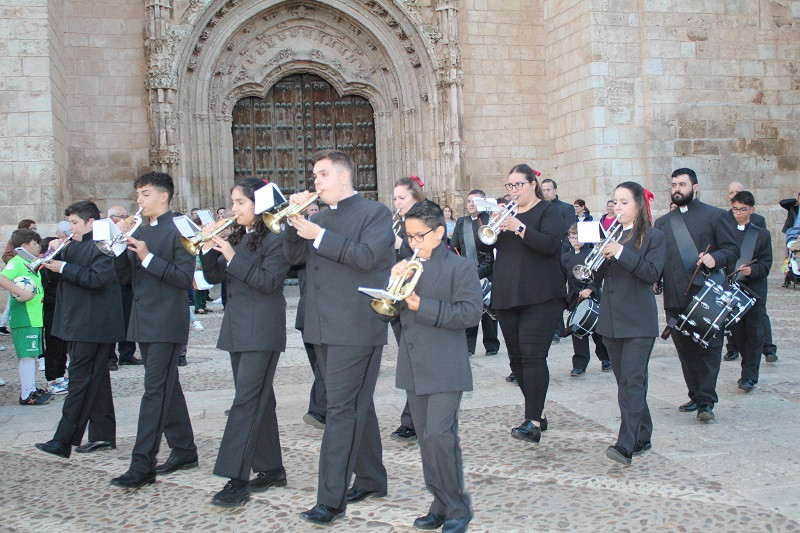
[442,515,472,533]
[346,485,387,503]
[485,350,498,356]
[108,361,119,371]
[35,439,71,459]
[738,378,756,392]
[249,470,287,493]
[540,415,548,432]
[510,420,541,443]
[632,440,652,455]
[177,355,187,367]
[155,454,199,474]
[413,513,447,530]
[505,372,517,383]
[606,445,632,466]
[211,481,251,508]
[303,411,326,430]
[110,470,156,489]
[570,367,585,377]
[678,400,698,412]
[75,440,116,453]
[299,504,345,525]
[119,357,143,365]
[601,360,613,372]
[764,352,778,363]
[723,351,740,361]
[390,425,417,442]
[697,405,715,422]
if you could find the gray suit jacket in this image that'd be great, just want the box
[595,227,666,339]
[653,199,739,309]
[201,231,289,353]
[395,243,483,395]
[114,210,194,344]
[283,193,395,346]
[52,231,125,343]
[550,197,575,237]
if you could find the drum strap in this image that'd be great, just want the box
[669,210,724,286]
[734,226,758,282]
[462,218,478,262]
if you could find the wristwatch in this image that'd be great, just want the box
[515,223,526,235]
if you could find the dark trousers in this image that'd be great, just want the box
[299,332,326,418]
[465,312,500,354]
[496,299,563,422]
[129,342,196,475]
[730,302,765,383]
[602,337,654,453]
[315,344,386,509]
[406,390,471,520]
[391,320,414,430]
[571,332,609,371]
[726,309,775,357]
[43,305,68,381]
[666,308,723,407]
[214,350,283,481]
[54,341,116,445]
[194,289,209,312]
[109,284,136,363]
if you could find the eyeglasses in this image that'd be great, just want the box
[504,181,529,191]
[731,206,752,213]
[405,228,435,244]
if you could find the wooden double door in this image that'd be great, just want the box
[231,74,378,199]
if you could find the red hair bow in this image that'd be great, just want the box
[644,188,655,223]
[532,169,541,177]
[410,175,424,187]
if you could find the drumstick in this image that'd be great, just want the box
[727,259,758,280]
[684,245,711,295]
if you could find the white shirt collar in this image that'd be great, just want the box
[623,223,634,230]
[679,206,688,213]
[737,224,746,231]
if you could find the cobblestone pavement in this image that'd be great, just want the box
[0,278,798,532]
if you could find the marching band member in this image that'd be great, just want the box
[35,200,123,458]
[594,182,666,465]
[481,164,566,444]
[391,200,482,533]
[199,178,290,507]
[284,150,394,525]
[110,172,198,489]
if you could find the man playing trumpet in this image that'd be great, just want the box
[283,150,395,525]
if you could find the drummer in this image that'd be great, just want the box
[560,224,611,377]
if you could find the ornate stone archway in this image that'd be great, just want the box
[145,0,464,211]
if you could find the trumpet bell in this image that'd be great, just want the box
[261,212,282,234]
[180,235,201,256]
[572,264,594,282]
[478,226,498,245]
[370,298,399,319]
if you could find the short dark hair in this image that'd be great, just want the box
[541,178,558,189]
[468,189,486,197]
[731,190,755,207]
[671,167,697,185]
[65,200,101,222]
[134,172,175,202]
[311,149,354,180]
[405,199,445,230]
[11,228,41,247]
[18,219,36,229]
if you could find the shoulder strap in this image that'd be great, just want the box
[668,210,699,277]
[734,226,758,282]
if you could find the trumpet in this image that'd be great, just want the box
[96,208,143,256]
[392,209,403,237]
[572,217,623,282]
[478,200,518,245]
[27,235,73,273]
[181,215,238,256]
[262,193,320,234]
[370,250,424,318]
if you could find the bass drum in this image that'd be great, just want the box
[674,279,734,348]
[567,298,599,338]
[723,281,755,331]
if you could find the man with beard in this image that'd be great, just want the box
[654,168,739,422]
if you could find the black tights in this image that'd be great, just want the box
[496,299,563,422]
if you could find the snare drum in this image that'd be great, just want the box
[567,298,599,338]
[723,281,755,331]
[674,279,735,348]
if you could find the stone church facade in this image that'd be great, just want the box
[1,0,799,252]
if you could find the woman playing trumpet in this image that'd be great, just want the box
[199,177,291,507]
[479,164,565,444]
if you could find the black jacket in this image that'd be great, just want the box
[730,223,772,302]
[452,213,493,279]
[780,197,799,234]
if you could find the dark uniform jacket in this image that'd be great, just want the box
[52,231,125,343]
[560,245,601,305]
[595,227,666,339]
[283,193,395,347]
[653,198,739,310]
[395,243,483,395]
[451,213,493,279]
[201,230,289,353]
[729,222,772,302]
[114,210,194,344]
